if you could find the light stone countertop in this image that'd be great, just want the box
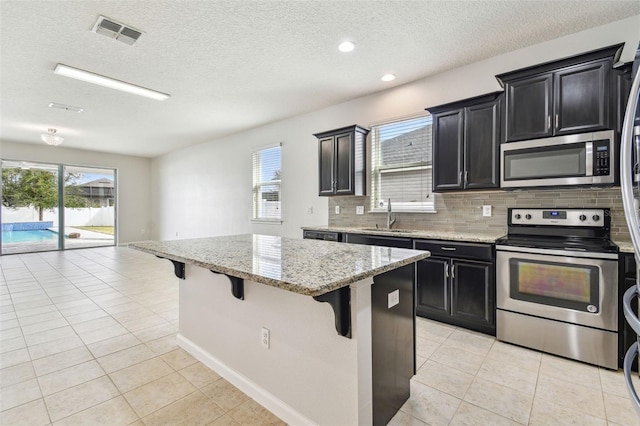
[302,226,504,244]
[615,240,634,253]
[129,234,430,297]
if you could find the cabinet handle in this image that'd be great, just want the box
[547,115,551,130]
[555,114,559,130]
[464,171,468,184]
[445,263,449,278]
[441,247,457,251]
[451,265,455,279]
[459,171,462,183]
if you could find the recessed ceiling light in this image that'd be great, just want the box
[381,74,396,82]
[338,41,355,53]
[53,64,170,101]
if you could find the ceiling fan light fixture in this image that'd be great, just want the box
[41,128,64,146]
[53,64,170,101]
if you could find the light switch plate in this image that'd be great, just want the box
[356,206,364,215]
[388,289,399,308]
[483,205,492,217]
[335,206,340,215]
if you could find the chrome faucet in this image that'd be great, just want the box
[386,198,396,229]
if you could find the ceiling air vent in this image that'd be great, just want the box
[92,15,143,46]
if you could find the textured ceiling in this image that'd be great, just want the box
[1,1,639,158]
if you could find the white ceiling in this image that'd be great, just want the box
[1,1,639,158]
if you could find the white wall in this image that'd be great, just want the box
[1,142,152,243]
[151,15,640,241]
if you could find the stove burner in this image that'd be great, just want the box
[498,207,618,254]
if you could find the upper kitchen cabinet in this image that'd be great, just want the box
[496,43,624,143]
[615,62,634,134]
[426,92,502,192]
[313,125,369,196]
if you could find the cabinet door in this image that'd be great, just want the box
[505,74,553,142]
[318,137,335,196]
[450,259,494,328]
[334,132,354,195]
[415,257,450,318]
[554,60,610,135]
[615,64,633,135]
[432,110,464,191]
[464,100,500,189]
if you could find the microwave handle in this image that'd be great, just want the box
[585,141,593,177]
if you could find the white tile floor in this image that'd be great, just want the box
[1,246,639,425]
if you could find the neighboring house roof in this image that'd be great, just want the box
[79,178,114,188]
[380,126,431,166]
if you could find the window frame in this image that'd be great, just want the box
[370,114,436,213]
[251,143,282,224]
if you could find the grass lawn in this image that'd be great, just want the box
[73,226,114,235]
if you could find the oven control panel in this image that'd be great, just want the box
[510,208,607,227]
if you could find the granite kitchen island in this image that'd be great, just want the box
[129,234,430,425]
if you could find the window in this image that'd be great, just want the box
[371,115,434,212]
[252,144,282,222]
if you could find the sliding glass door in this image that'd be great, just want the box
[1,160,116,255]
[63,166,116,249]
[1,160,61,254]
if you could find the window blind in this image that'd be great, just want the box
[371,115,434,212]
[252,144,282,221]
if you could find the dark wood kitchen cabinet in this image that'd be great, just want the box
[615,63,634,134]
[497,44,623,143]
[426,92,502,192]
[414,239,495,335]
[313,125,369,196]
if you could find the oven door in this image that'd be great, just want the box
[496,247,618,331]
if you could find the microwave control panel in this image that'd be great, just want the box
[593,140,610,176]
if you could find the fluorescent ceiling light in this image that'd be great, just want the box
[338,41,355,52]
[53,64,170,101]
[381,73,396,82]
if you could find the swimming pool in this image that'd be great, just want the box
[2,230,58,243]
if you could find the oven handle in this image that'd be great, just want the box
[623,286,640,336]
[495,244,618,260]
[624,342,640,417]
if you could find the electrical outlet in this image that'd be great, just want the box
[482,205,492,217]
[307,206,313,214]
[335,206,340,215]
[261,327,270,349]
[356,206,364,215]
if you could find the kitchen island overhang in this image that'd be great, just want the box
[129,234,430,426]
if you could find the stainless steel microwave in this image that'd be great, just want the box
[501,130,616,189]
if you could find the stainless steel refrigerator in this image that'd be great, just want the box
[620,41,640,415]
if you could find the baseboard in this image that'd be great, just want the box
[176,333,317,426]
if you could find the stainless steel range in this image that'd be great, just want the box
[495,207,619,369]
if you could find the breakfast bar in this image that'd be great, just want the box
[129,234,430,425]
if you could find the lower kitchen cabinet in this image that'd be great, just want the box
[414,239,495,335]
[344,233,413,248]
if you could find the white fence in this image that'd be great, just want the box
[2,206,115,227]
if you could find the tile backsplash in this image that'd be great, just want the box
[328,187,631,241]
